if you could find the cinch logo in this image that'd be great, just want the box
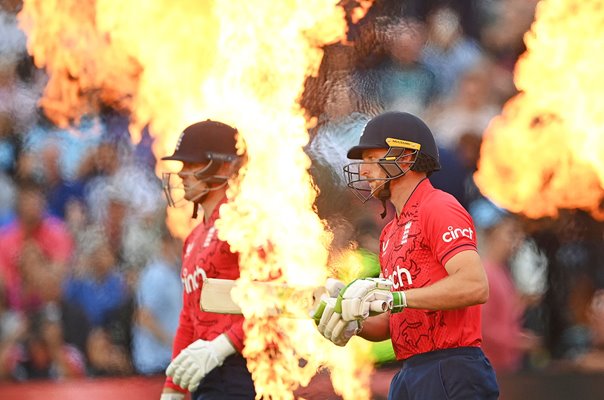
[442,226,474,243]
[182,265,207,294]
[387,265,413,290]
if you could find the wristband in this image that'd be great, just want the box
[391,291,407,313]
[160,393,185,400]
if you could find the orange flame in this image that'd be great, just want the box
[18,0,377,398]
[475,0,604,220]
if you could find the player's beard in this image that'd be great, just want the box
[370,179,389,199]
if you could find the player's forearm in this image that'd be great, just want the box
[399,250,489,310]
[357,313,390,342]
[404,269,488,310]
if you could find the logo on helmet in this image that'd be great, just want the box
[385,138,421,150]
[174,131,185,152]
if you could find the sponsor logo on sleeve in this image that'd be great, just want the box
[441,226,474,243]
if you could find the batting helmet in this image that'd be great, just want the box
[161,120,240,213]
[347,111,440,173]
[343,112,441,210]
[161,119,238,163]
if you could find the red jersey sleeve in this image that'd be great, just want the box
[423,193,477,266]
[225,320,245,352]
[163,292,195,393]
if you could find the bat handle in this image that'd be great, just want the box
[369,300,391,313]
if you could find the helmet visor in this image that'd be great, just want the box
[162,172,190,207]
[343,161,390,203]
[161,171,213,207]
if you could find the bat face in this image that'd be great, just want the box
[200,278,327,318]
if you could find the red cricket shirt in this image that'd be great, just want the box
[165,198,245,392]
[379,179,482,360]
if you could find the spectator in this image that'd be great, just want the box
[64,228,133,376]
[16,240,47,312]
[37,265,90,355]
[480,0,539,102]
[75,128,165,270]
[0,278,26,380]
[0,172,16,227]
[86,327,133,377]
[472,198,541,375]
[75,136,124,223]
[379,18,436,114]
[0,179,74,311]
[38,140,85,220]
[575,290,604,371]
[11,309,86,381]
[0,110,18,176]
[429,145,471,208]
[132,230,182,375]
[63,228,128,327]
[421,5,484,100]
[424,61,500,150]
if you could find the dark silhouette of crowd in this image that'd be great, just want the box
[1,0,603,388]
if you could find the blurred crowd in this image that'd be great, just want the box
[1,0,603,388]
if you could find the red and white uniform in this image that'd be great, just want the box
[164,198,244,392]
[380,179,482,360]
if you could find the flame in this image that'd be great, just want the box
[474,0,604,220]
[19,0,377,398]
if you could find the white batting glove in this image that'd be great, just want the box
[160,393,185,400]
[166,334,236,392]
[316,297,362,346]
[311,278,345,322]
[335,277,394,321]
[325,277,346,297]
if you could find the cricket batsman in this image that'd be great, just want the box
[160,120,255,400]
[314,112,500,399]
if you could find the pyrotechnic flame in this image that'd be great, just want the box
[475,0,604,220]
[19,0,377,398]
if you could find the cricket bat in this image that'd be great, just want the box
[200,278,391,317]
[200,278,327,317]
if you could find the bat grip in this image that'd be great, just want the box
[369,300,391,313]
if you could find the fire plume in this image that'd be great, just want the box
[475,0,604,220]
[18,0,376,398]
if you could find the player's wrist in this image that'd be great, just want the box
[391,291,407,313]
[160,391,186,400]
[213,333,236,361]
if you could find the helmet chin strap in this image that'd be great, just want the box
[191,192,209,219]
[190,180,227,219]
[376,180,391,219]
[189,160,225,219]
